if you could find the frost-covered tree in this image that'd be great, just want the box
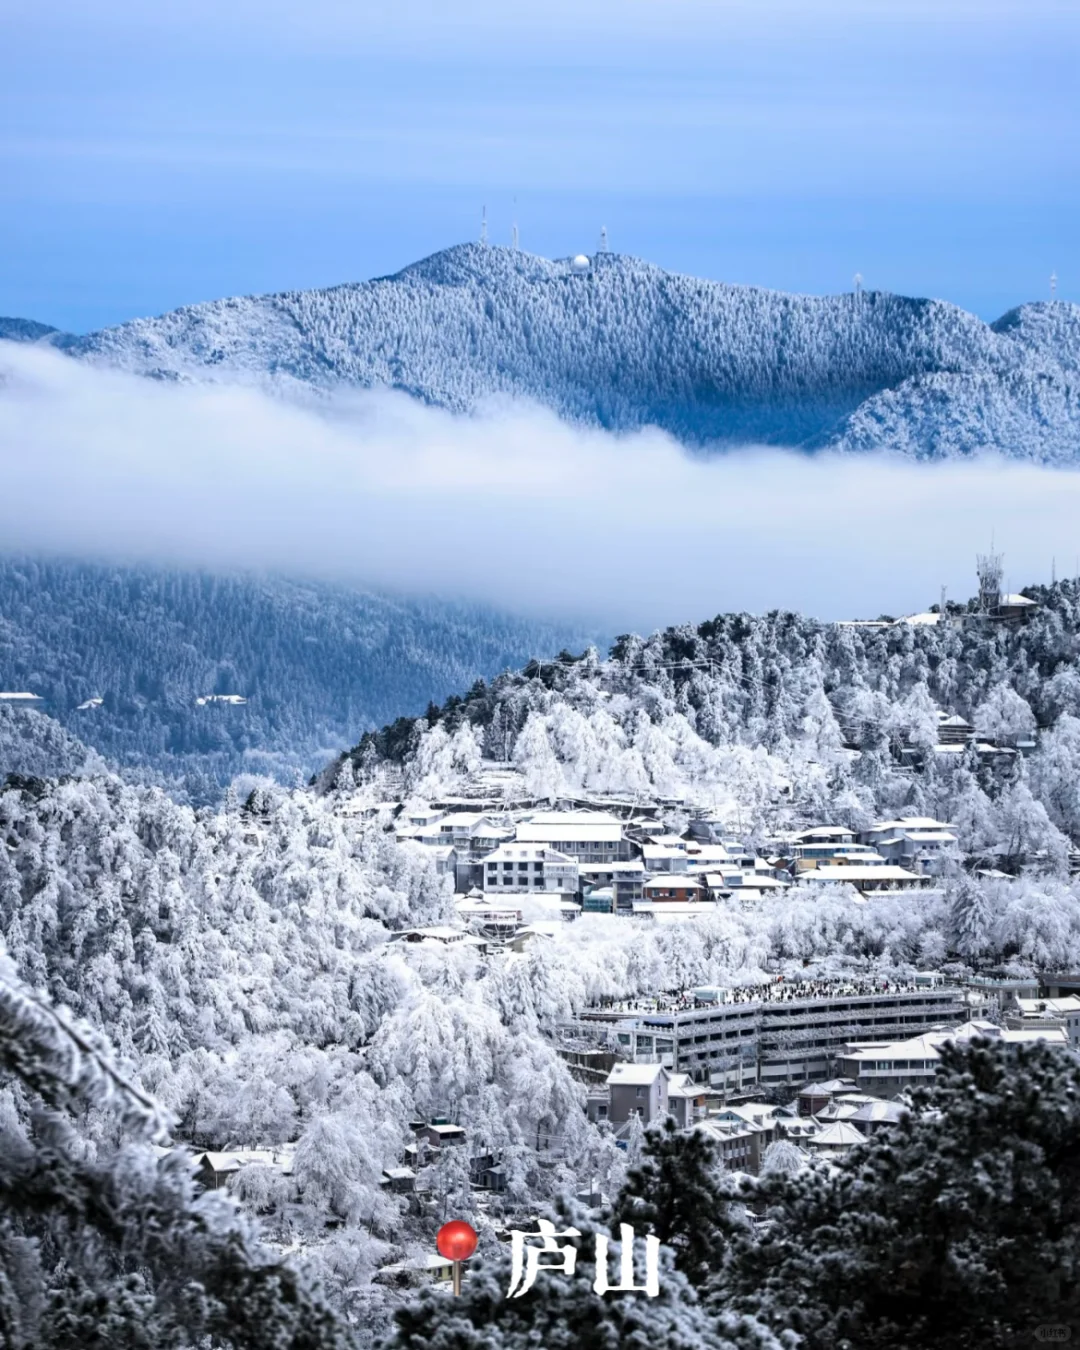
[717,1038,1080,1349]
[974,683,1037,746]
[0,953,355,1350]
[759,1140,805,1177]
[384,1200,780,1350]
[947,874,995,960]
[611,1117,739,1289]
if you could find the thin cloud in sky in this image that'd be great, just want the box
[3,0,1075,331]
[0,341,1071,631]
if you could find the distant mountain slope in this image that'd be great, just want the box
[339,578,1080,857]
[0,317,64,343]
[0,557,601,796]
[0,704,105,781]
[57,245,1080,461]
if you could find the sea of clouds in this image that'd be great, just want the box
[0,340,1073,630]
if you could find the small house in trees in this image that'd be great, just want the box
[425,1122,467,1148]
[807,1120,865,1157]
[937,713,975,746]
[665,1072,707,1127]
[642,844,691,874]
[694,1119,759,1173]
[642,876,706,903]
[793,863,931,895]
[380,1166,417,1194]
[389,926,486,947]
[994,592,1039,623]
[454,892,522,936]
[375,1253,454,1287]
[606,1062,670,1126]
[796,1079,858,1117]
[847,1100,908,1136]
[194,1149,295,1192]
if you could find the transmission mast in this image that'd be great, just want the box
[853,272,864,302]
[1050,271,1058,301]
[599,225,609,253]
[480,205,488,245]
[976,545,1004,615]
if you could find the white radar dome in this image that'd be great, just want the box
[570,254,591,272]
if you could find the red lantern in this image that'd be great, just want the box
[437,1220,478,1262]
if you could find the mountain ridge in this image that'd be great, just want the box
[8,243,1080,460]
[0,555,602,796]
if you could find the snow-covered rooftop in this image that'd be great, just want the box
[607,1063,667,1087]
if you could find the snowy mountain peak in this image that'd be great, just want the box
[43,245,1080,461]
[0,316,64,343]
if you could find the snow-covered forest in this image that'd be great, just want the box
[0,556,595,795]
[5,574,1080,1346]
[349,577,1080,865]
[5,765,1080,1347]
[33,243,1080,461]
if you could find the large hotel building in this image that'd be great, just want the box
[580,981,971,1092]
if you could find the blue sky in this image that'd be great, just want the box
[3,0,1076,333]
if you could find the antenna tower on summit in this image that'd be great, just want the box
[1051,271,1058,300]
[599,225,609,253]
[853,272,864,302]
[511,221,519,250]
[976,544,1004,615]
[480,206,488,245]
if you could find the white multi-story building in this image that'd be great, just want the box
[514,811,633,863]
[580,981,968,1092]
[838,1018,1070,1097]
[482,844,579,895]
[858,818,959,876]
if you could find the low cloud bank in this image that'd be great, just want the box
[0,341,1073,630]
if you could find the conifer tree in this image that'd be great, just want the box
[610,1117,738,1289]
[716,1038,1080,1349]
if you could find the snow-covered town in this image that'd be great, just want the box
[7,565,1080,1348]
[4,0,1080,1338]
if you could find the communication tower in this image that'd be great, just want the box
[853,272,864,300]
[1050,271,1058,301]
[599,226,609,253]
[976,547,1004,614]
[480,205,488,246]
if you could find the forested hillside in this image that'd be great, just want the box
[0,316,63,342]
[0,557,598,795]
[348,578,1080,860]
[6,575,1080,1343]
[5,766,1080,1345]
[45,244,1080,461]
